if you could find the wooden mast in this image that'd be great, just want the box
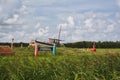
[58,26,62,40]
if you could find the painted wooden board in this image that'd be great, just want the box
[39,47,52,51]
[0,46,13,55]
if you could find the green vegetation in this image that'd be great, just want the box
[65,41,120,48]
[1,41,120,48]
[0,47,120,80]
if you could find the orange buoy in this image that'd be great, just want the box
[90,48,96,52]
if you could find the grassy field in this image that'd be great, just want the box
[0,47,120,80]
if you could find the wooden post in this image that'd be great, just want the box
[34,43,38,56]
[11,38,14,49]
[52,44,56,55]
[93,42,96,48]
[21,43,23,48]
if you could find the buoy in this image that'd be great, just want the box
[90,48,96,52]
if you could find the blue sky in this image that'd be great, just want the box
[0,0,120,42]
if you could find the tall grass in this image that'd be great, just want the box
[0,47,120,80]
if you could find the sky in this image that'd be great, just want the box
[0,0,120,43]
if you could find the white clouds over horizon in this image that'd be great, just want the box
[116,0,120,7]
[0,0,120,42]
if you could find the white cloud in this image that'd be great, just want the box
[55,12,120,42]
[0,6,2,13]
[116,0,120,7]
[57,23,68,30]
[0,0,22,26]
[0,0,120,42]
[105,24,115,33]
[84,18,93,28]
[35,23,41,29]
[38,27,49,36]
[23,0,57,6]
[0,0,21,14]
[57,16,75,29]
[67,16,74,28]
[4,14,19,24]
[19,5,28,14]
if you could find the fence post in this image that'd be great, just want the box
[11,38,14,49]
[52,44,56,55]
[34,43,38,56]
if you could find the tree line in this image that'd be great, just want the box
[0,41,120,48]
[64,41,120,48]
[0,42,29,47]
